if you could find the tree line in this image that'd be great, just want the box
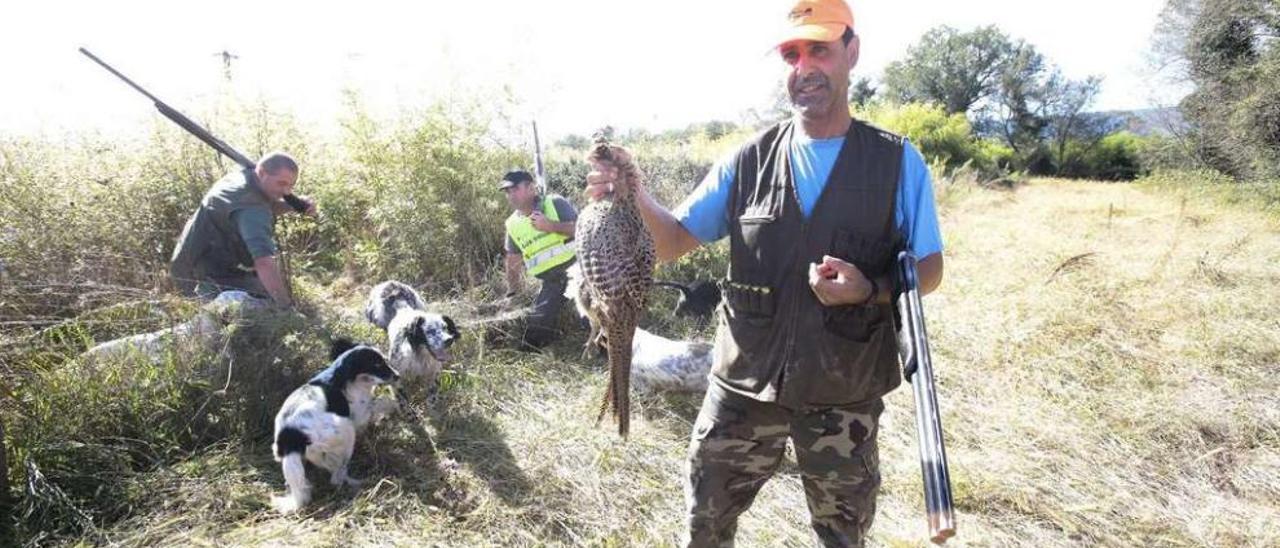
[576,0,1275,184]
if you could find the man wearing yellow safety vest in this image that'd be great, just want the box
[500,170,579,349]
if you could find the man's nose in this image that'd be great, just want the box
[793,53,818,74]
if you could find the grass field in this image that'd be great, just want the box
[4,174,1279,547]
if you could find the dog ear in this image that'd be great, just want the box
[407,315,429,348]
[330,337,358,360]
[442,315,460,340]
[353,347,395,380]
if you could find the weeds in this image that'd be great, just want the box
[1,110,1277,545]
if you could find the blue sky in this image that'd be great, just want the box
[1,0,1180,140]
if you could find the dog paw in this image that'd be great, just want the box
[271,494,304,514]
[330,471,364,488]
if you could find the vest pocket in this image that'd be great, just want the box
[713,278,779,392]
[720,280,775,322]
[831,229,896,277]
[822,304,884,342]
[737,209,778,255]
[808,305,899,405]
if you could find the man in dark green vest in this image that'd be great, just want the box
[500,170,578,349]
[584,1,944,545]
[170,152,315,307]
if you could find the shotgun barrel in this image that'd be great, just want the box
[78,47,308,213]
[893,251,956,544]
[532,120,547,194]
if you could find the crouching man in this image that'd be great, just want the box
[499,170,578,349]
[170,152,315,306]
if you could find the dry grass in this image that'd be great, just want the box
[10,175,1279,547]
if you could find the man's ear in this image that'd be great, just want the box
[846,34,861,70]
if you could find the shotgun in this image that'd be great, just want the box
[78,47,308,213]
[531,120,547,194]
[893,251,956,544]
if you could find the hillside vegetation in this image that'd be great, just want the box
[1,105,1278,545]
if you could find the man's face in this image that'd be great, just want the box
[779,35,858,120]
[257,167,298,201]
[503,181,536,211]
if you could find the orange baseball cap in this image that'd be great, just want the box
[774,0,855,48]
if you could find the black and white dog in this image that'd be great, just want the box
[364,281,461,396]
[387,309,460,395]
[653,280,721,319]
[364,280,429,331]
[271,340,399,513]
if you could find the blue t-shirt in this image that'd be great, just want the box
[674,134,943,260]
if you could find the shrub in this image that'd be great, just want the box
[1063,132,1146,181]
[3,302,329,541]
[855,102,1007,175]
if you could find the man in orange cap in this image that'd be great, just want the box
[585,0,945,545]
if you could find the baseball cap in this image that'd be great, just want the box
[499,170,534,190]
[774,0,855,48]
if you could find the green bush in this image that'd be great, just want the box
[319,102,524,291]
[855,102,1007,175]
[1062,132,1146,181]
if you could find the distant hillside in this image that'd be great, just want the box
[1098,107,1186,137]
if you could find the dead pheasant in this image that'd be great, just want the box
[576,134,655,438]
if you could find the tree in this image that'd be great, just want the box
[849,77,876,107]
[882,25,1018,115]
[1045,76,1112,173]
[1154,0,1280,179]
[744,85,792,128]
[967,42,1107,175]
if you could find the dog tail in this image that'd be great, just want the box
[272,427,311,513]
[653,280,693,298]
[274,426,310,458]
[330,337,359,360]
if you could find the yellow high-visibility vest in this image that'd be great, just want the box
[505,196,576,276]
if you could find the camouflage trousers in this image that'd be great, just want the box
[684,382,884,548]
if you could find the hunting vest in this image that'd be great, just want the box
[505,195,576,277]
[170,168,275,295]
[714,119,905,409]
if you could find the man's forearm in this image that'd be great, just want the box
[917,252,944,296]
[636,188,700,263]
[254,255,292,306]
[504,254,524,295]
[550,221,576,238]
